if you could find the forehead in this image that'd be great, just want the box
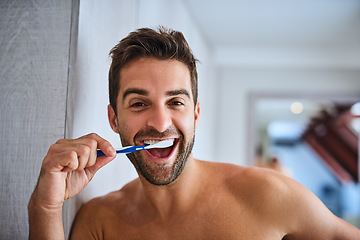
[118,58,192,97]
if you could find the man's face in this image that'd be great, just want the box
[108,57,200,185]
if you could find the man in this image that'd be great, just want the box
[28,27,360,239]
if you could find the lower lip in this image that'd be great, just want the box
[143,139,178,162]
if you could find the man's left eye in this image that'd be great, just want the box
[170,101,183,106]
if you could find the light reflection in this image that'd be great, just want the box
[351,102,360,116]
[290,101,303,114]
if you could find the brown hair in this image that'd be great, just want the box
[108,27,198,115]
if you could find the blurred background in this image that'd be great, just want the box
[1,0,359,238]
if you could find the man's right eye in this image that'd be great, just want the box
[132,102,144,107]
[131,102,146,108]
[127,98,150,111]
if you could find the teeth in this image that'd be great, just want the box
[143,139,174,146]
[143,140,160,145]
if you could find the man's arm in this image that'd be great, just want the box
[28,133,116,240]
[272,171,360,239]
[28,194,64,240]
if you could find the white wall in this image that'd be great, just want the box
[137,0,218,162]
[66,0,360,207]
[67,0,360,229]
[66,1,218,231]
[65,1,139,231]
[63,1,360,236]
[216,67,360,166]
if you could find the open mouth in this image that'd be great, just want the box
[142,139,178,159]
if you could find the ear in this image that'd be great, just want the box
[108,104,119,133]
[194,100,200,129]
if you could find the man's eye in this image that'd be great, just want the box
[170,101,184,106]
[131,102,146,107]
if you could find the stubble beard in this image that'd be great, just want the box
[120,127,195,186]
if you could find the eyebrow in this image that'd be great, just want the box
[122,88,149,101]
[166,89,190,98]
[122,88,190,101]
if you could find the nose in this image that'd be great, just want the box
[146,106,172,133]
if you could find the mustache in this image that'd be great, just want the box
[134,126,181,141]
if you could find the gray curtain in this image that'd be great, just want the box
[0,0,78,238]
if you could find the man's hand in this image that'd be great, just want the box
[28,133,116,240]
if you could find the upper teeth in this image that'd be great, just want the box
[144,139,174,145]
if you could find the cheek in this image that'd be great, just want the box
[117,115,142,142]
[175,113,196,136]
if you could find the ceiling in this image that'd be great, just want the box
[184,0,360,49]
[183,0,360,137]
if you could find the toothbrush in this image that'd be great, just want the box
[97,139,174,157]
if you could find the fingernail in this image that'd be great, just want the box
[108,146,115,154]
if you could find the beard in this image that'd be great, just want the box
[120,126,195,186]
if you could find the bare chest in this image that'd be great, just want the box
[100,203,285,240]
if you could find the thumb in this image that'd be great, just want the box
[87,154,116,176]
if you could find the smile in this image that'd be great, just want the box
[141,138,178,160]
[143,139,175,146]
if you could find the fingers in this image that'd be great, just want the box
[44,133,116,172]
[80,133,116,171]
[78,133,117,174]
[83,133,116,158]
[34,133,117,206]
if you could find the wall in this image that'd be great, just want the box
[137,0,218,162]
[217,68,360,166]
[0,0,217,237]
[65,0,139,235]
[65,0,217,237]
[0,1,74,238]
[1,0,358,238]
[69,0,360,233]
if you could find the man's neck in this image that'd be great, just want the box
[136,157,203,220]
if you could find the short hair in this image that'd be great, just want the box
[108,27,198,115]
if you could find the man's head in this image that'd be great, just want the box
[107,27,200,186]
[108,27,198,116]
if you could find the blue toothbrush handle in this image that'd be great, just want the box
[97,150,106,157]
[97,145,146,157]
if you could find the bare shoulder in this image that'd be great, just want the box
[80,178,139,215]
[198,160,288,189]
[226,165,293,194]
[203,162,295,205]
[199,161,360,239]
[198,160,287,203]
[225,166,305,213]
[70,179,140,239]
